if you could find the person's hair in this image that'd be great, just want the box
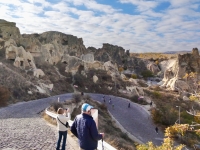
[57,108,63,114]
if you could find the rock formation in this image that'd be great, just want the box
[147,62,160,74]
[5,39,36,69]
[89,43,150,75]
[2,19,198,103]
[161,48,200,94]
[0,19,21,40]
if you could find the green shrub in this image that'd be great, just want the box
[131,74,137,79]
[130,95,139,102]
[151,108,162,124]
[152,91,161,99]
[141,70,154,78]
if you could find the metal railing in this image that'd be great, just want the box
[45,108,116,150]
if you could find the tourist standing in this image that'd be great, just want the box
[71,103,104,150]
[56,108,71,150]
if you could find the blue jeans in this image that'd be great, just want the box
[56,131,67,150]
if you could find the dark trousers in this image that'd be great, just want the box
[56,131,67,150]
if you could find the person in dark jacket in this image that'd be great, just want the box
[70,103,104,150]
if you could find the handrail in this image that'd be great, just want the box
[45,108,117,150]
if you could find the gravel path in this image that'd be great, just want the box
[0,93,164,150]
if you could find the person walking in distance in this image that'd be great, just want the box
[56,108,71,150]
[128,102,130,108]
[150,101,153,107]
[109,98,111,104]
[112,103,114,109]
[70,103,104,150]
[155,127,158,134]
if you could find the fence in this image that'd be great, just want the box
[45,108,116,150]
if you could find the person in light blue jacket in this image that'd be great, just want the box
[70,103,104,150]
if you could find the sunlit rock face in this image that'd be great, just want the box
[4,39,36,69]
[161,48,200,92]
[19,31,88,66]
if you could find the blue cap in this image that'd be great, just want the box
[82,103,93,112]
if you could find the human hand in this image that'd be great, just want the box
[66,108,70,113]
[100,133,104,138]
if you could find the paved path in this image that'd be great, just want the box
[0,93,164,150]
[88,94,164,145]
[0,94,79,150]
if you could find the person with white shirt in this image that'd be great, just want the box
[56,108,71,150]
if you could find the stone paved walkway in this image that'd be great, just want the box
[0,94,79,150]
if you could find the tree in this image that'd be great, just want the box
[137,125,185,150]
[137,137,184,150]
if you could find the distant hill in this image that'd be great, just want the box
[163,51,191,54]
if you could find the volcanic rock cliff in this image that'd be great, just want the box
[161,48,200,95]
[3,19,197,105]
[0,19,146,104]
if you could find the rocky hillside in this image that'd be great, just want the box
[0,19,150,105]
[0,19,199,106]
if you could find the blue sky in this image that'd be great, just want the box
[0,0,200,53]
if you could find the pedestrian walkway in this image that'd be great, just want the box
[0,94,79,150]
[0,116,79,150]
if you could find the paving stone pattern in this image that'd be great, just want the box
[0,94,78,150]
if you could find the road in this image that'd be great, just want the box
[0,93,164,150]
[88,94,164,145]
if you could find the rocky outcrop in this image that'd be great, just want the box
[1,20,151,79]
[147,62,160,74]
[5,39,36,69]
[93,75,98,83]
[159,59,176,73]
[81,53,94,62]
[161,48,200,93]
[62,54,104,74]
[18,31,88,65]
[92,43,127,64]
[90,43,149,75]
[0,19,21,40]
[33,69,45,78]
